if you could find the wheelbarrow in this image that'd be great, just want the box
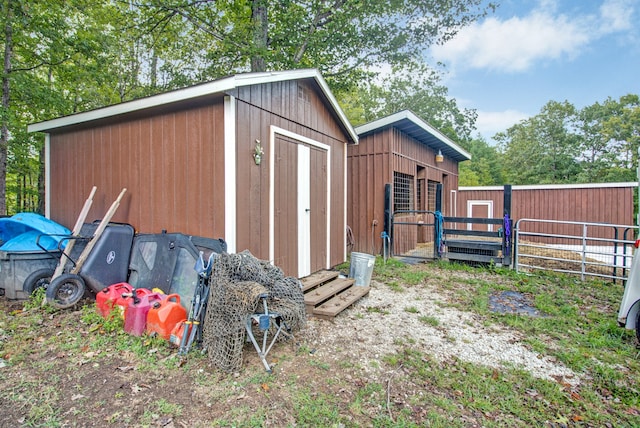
[42,221,135,309]
[44,188,130,309]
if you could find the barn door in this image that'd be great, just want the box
[272,131,328,278]
[467,200,493,231]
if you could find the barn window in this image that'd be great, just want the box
[393,172,414,213]
[427,180,439,211]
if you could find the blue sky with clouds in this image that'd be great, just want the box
[428,0,640,143]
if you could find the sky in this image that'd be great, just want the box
[428,0,640,144]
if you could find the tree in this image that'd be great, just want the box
[599,94,640,179]
[131,0,495,88]
[496,101,581,185]
[343,66,478,142]
[1,1,141,215]
[458,137,504,186]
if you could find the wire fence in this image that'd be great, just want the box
[514,219,638,284]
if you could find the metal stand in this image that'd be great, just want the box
[245,294,290,372]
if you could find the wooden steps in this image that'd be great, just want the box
[300,270,370,320]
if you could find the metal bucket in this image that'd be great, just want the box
[348,252,376,287]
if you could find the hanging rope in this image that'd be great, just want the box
[346,225,355,252]
[434,211,445,257]
[503,213,512,257]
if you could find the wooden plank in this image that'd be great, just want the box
[300,270,339,292]
[313,286,371,319]
[304,277,354,307]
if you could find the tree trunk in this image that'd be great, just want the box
[0,0,13,216]
[37,145,45,214]
[150,50,157,89]
[250,0,267,72]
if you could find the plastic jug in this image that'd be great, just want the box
[96,282,133,318]
[146,294,187,340]
[114,288,152,319]
[169,319,192,348]
[124,292,164,336]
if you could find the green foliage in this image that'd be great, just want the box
[493,95,640,187]
[344,66,478,142]
[458,137,505,186]
[496,100,581,185]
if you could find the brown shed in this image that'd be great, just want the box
[457,182,638,238]
[348,110,471,255]
[28,69,357,278]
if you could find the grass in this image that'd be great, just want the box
[1,259,640,426]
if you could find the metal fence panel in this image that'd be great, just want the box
[514,218,638,283]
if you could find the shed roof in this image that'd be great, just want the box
[355,110,471,162]
[459,182,639,191]
[28,69,358,144]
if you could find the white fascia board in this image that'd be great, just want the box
[355,110,471,160]
[459,182,640,191]
[28,75,237,133]
[28,69,359,145]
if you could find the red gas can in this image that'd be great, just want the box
[114,288,152,319]
[124,292,164,336]
[96,282,133,318]
[146,294,187,340]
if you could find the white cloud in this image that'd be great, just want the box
[475,109,530,142]
[431,0,636,73]
[599,0,634,33]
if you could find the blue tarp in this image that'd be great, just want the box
[0,213,70,252]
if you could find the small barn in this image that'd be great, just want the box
[347,110,471,255]
[28,69,357,278]
[457,182,638,238]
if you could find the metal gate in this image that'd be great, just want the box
[514,218,638,283]
[390,210,438,261]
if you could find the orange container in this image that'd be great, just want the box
[169,320,192,347]
[96,282,132,318]
[146,294,187,340]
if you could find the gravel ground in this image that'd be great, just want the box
[301,274,581,387]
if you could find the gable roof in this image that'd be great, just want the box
[28,69,358,144]
[355,110,470,162]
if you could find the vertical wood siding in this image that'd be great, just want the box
[348,126,460,255]
[233,79,349,275]
[49,101,226,239]
[45,77,353,277]
[456,186,635,240]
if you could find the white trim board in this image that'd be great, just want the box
[459,182,638,191]
[224,96,237,253]
[28,69,358,145]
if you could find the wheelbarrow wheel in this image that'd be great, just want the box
[46,273,86,309]
[23,268,55,295]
